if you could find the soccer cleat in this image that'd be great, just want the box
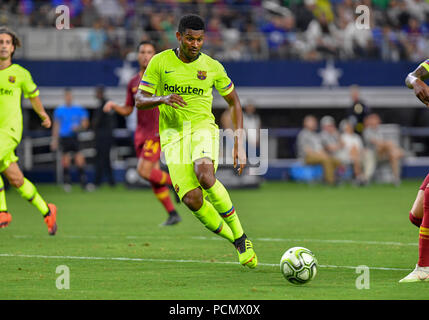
[161,212,181,226]
[44,203,57,236]
[399,265,429,283]
[234,234,258,268]
[0,211,12,228]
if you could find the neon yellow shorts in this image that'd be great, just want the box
[0,131,19,173]
[163,125,219,200]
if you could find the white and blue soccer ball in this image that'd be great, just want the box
[280,247,318,284]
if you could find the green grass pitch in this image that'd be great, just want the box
[1,180,429,300]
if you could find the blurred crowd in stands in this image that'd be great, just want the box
[2,0,429,62]
[296,85,405,186]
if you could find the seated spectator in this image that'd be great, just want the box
[319,115,343,158]
[339,119,368,184]
[296,115,341,185]
[362,113,404,185]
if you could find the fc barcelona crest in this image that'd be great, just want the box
[197,70,207,80]
[8,76,16,83]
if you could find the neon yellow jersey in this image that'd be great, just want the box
[139,49,234,147]
[0,64,39,142]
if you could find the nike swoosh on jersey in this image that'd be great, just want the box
[165,70,175,74]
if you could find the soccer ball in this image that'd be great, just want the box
[280,247,318,284]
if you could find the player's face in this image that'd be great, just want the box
[177,29,204,61]
[138,44,156,69]
[0,33,14,61]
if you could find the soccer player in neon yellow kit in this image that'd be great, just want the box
[135,14,257,268]
[0,27,57,235]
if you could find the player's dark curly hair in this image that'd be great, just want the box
[0,26,21,58]
[178,14,205,34]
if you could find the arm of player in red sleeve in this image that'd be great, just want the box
[222,88,246,175]
[104,80,135,116]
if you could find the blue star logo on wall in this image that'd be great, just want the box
[318,59,343,88]
[114,61,138,86]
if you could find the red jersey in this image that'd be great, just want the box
[126,73,159,139]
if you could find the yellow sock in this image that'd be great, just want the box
[192,199,234,243]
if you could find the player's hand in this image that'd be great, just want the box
[40,113,51,128]
[162,94,187,109]
[233,139,246,175]
[103,100,115,113]
[413,79,429,107]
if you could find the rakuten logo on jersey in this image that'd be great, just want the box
[164,83,204,95]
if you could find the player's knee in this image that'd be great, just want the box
[195,170,215,189]
[6,174,24,188]
[182,189,203,211]
[138,166,151,180]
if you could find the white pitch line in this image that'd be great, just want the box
[0,253,412,272]
[10,234,419,247]
[192,236,418,247]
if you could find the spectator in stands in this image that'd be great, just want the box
[305,12,339,60]
[347,85,371,135]
[362,113,404,185]
[51,88,91,192]
[339,119,368,185]
[92,85,116,188]
[87,19,107,59]
[319,116,343,158]
[296,115,341,185]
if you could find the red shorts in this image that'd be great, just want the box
[134,136,161,163]
[419,174,429,191]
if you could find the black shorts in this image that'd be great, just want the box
[60,137,80,153]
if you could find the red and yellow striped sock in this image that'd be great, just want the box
[418,187,429,266]
[149,169,172,186]
[152,184,175,214]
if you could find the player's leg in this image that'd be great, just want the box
[136,138,180,225]
[2,162,57,235]
[138,158,180,226]
[0,174,11,228]
[164,136,234,240]
[191,128,257,268]
[137,139,172,186]
[193,158,257,268]
[62,152,72,191]
[182,187,234,242]
[75,152,86,188]
[410,190,424,227]
[400,184,429,282]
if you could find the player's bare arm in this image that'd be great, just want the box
[406,65,429,106]
[50,121,59,151]
[223,89,246,175]
[135,89,187,110]
[29,96,51,128]
[103,101,134,116]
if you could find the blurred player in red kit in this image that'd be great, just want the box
[103,41,181,226]
[400,59,429,282]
